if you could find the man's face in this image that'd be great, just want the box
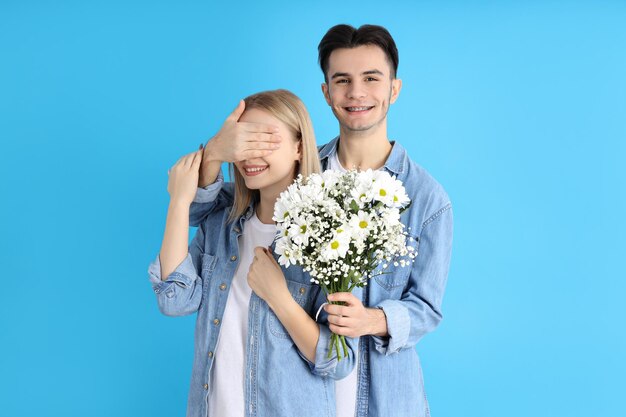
[322,44,402,134]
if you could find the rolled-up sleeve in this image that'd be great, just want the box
[372,204,453,355]
[194,171,224,203]
[298,286,362,379]
[148,223,206,317]
[190,172,235,227]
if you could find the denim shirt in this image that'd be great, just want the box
[189,137,453,417]
[149,185,359,417]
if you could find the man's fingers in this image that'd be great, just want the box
[327,292,360,305]
[226,99,246,122]
[243,122,280,134]
[324,304,349,317]
[329,324,346,336]
[329,324,357,338]
[327,315,355,328]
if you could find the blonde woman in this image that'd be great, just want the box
[149,89,358,417]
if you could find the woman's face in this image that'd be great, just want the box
[234,108,301,196]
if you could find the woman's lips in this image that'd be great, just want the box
[243,165,269,176]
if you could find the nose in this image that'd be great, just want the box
[347,80,367,100]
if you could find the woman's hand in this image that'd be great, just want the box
[200,100,282,187]
[248,246,321,363]
[247,247,290,310]
[167,149,203,206]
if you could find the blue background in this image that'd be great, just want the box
[1,1,625,416]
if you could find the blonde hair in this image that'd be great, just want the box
[228,89,321,222]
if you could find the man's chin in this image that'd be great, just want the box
[340,121,378,133]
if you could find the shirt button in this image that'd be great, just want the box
[208,351,213,358]
[299,287,306,295]
[213,318,220,326]
[203,384,208,390]
[231,255,237,261]
[219,283,227,290]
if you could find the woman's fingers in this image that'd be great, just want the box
[191,149,202,171]
[242,149,274,160]
[243,122,280,135]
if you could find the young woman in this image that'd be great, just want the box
[148,89,357,417]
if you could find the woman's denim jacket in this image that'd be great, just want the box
[189,138,453,417]
[148,183,358,417]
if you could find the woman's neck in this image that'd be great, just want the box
[256,190,278,224]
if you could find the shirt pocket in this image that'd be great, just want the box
[373,232,417,292]
[269,279,315,339]
[374,263,411,292]
[200,253,217,276]
[200,253,218,294]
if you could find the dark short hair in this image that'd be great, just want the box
[318,24,399,82]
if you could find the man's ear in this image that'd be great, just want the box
[390,78,402,104]
[321,83,331,105]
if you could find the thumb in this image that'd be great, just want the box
[191,148,203,170]
[264,246,280,266]
[227,99,245,122]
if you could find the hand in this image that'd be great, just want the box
[167,149,203,206]
[324,292,388,338]
[200,100,282,185]
[247,247,290,309]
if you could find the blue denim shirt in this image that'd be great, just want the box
[149,185,359,417]
[189,137,453,417]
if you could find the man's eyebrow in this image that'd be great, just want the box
[330,69,385,80]
[362,69,384,76]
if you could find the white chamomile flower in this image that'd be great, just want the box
[321,226,351,260]
[275,239,297,266]
[273,199,291,223]
[371,171,397,206]
[349,210,374,239]
[390,178,410,208]
[288,217,311,246]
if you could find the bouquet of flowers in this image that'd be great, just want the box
[272,169,416,360]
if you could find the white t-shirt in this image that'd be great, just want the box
[208,212,277,417]
[328,152,359,417]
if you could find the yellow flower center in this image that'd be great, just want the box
[379,189,387,197]
[331,241,339,250]
[300,225,307,233]
[359,220,368,229]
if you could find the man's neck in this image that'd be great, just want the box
[337,124,392,171]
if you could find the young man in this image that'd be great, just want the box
[190,24,453,417]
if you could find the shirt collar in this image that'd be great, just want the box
[319,136,406,175]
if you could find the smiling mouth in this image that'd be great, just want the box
[243,166,268,176]
[345,106,374,113]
